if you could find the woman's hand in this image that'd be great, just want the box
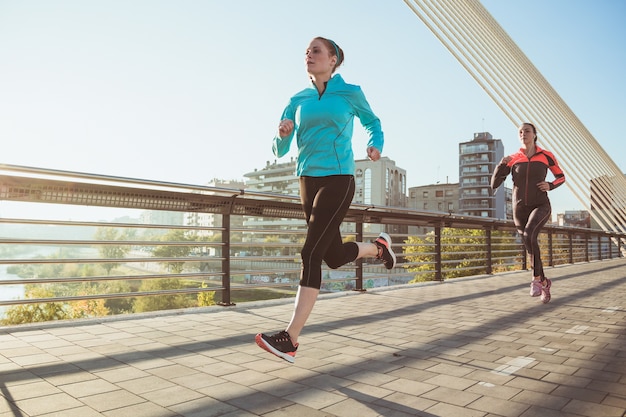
[537,181,551,192]
[367,146,380,161]
[278,119,294,137]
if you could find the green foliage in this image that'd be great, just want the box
[1,287,67,324]
[152,230,195,273]
[99,281,135,314]
[197,282,216,307]
[132,278,193,313]
[0,286,109,325]
[403,228,520,282]
[95,227,131,274]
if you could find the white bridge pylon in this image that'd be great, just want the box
[403,0,626,233]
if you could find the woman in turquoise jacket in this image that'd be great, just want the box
[256,37,396,363]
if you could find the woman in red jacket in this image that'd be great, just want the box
[491,123,565,303]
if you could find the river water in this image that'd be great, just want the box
[0,265,25,319]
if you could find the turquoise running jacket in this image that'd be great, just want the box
[272,74,384,177]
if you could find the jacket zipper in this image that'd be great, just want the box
[524,153,531,205]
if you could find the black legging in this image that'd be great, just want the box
[299,175,359,289]
[513,202,551,279]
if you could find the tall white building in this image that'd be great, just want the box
[184,178,246,236]
[243,157,408,235]
[354,157,407,208]
[243,158,299,196]
[459,132,507,219]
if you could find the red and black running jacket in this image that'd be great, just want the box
[491,146,566,207]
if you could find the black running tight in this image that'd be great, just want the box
[513,202,551,279]
[299,175,359,289]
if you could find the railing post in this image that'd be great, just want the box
[485,227,492,275]
[569,232,574,264]
[354,220,365,292]
[598,235,603,260]
[548,230,554,267]
[435,225,442,281]
[220,213,234,306]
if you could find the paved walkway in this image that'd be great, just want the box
[1,259,625,417]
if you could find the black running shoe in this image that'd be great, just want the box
[255,330,298,363]
[374,232,396,269]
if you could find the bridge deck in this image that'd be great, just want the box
[1,259,625,417]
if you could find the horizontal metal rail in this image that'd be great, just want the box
[0,164,623,323]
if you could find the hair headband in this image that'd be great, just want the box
[327,39,341,62]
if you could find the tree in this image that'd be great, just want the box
[132,278,192,313]
[152,230,194,273]
[1,285,109,325]
[95,227,131,275]
[403,228,521,282]
[1,287,68,324]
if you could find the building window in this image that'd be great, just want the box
[364,168,372,204]
[448,202,454,211]
[435,190,444,198]
[423,191,428,198]
[423,202,428,210]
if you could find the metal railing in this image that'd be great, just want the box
[0,164,623,323]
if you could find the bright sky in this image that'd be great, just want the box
[1,0,624,219]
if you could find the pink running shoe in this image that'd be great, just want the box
[541,278,552,304]
[530,280,542,297]
[374,232,396,269]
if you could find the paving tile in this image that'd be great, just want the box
[467,395,530,417]
[263,403,337,417]
[373,392,437,415]
[80,390,145,412]
[101,401,178,417]
[422,386,481,407]
[115,375,176,395]
[379,378,437,396]
[466,381,522,400]
[425,402,487,417]
[140,385,204,407]
[9,353,60,367]
[510,389,570,410]
[167,395,237,417]
[0,260,624,417]
[322,397,383,417]
[422,374,476,390]
[518,405,582,417]
[227,390,294,415]
[14,392,84,415]
[38,405,104,417]
[284,387,346,409]
[0,396,26,415]
[2,380,60,400]
[561,398,625,417]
